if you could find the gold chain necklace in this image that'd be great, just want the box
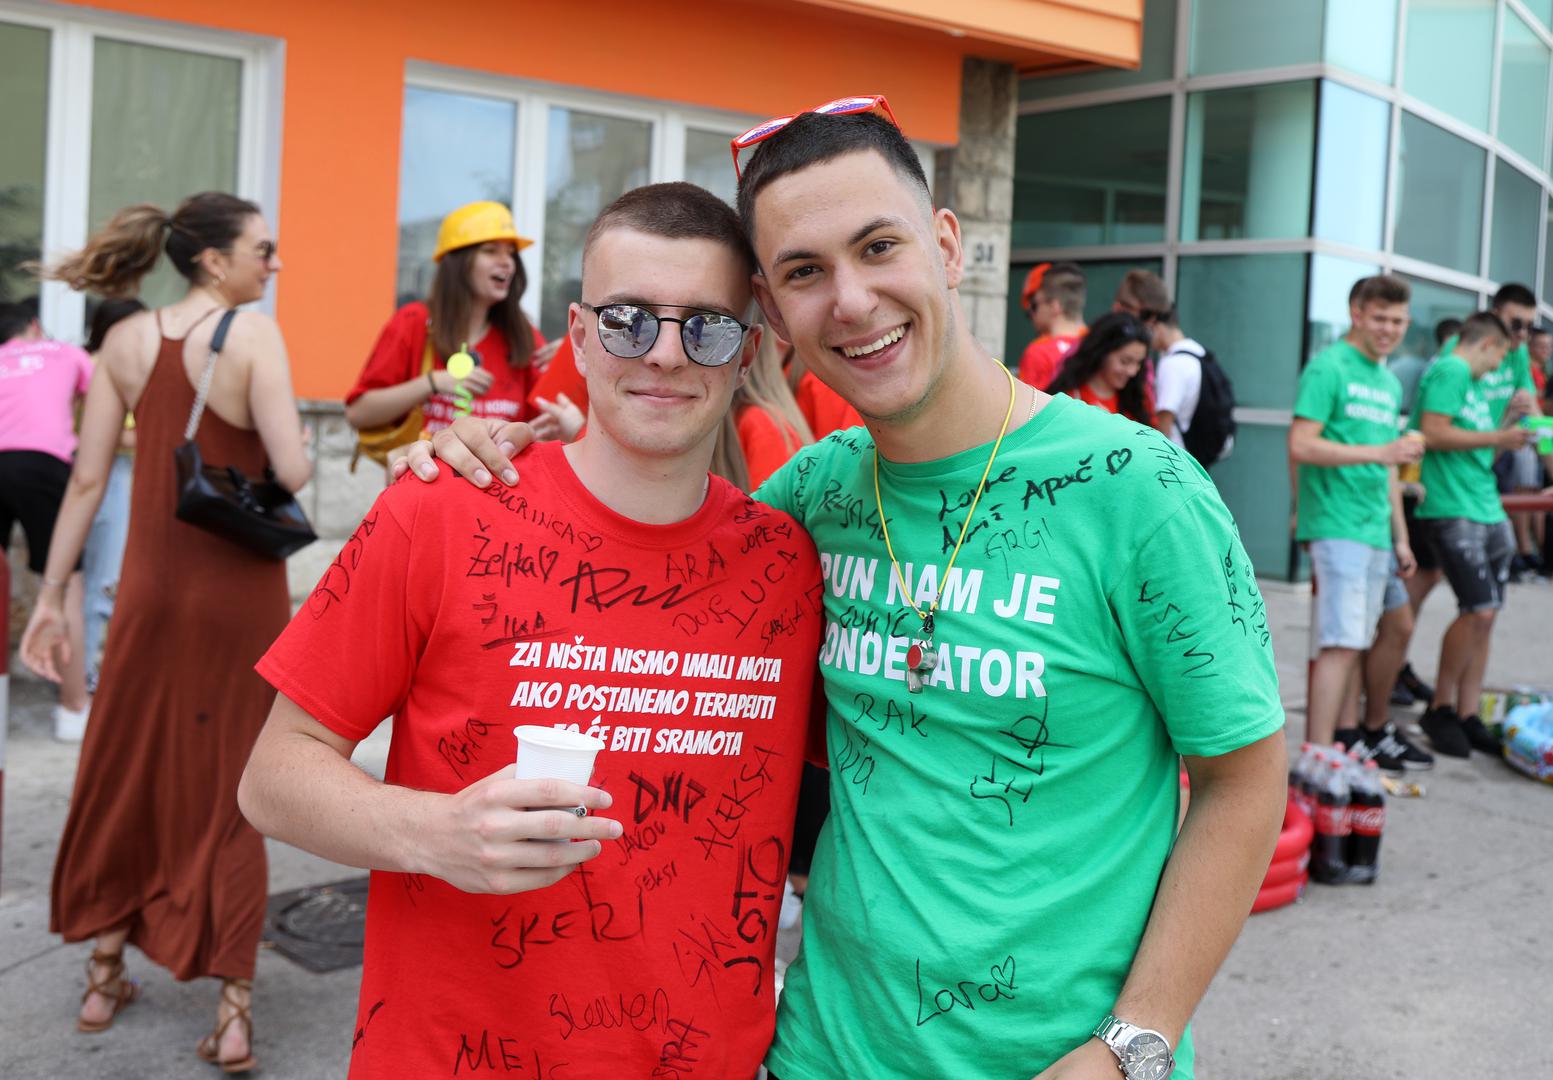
[873,363,1019,693]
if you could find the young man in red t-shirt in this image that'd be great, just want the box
[239,183,824,1079]
[1016,261,1087,390]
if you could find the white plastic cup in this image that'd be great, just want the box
[513,725,604,785]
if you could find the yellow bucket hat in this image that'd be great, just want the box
[433,201,533,262]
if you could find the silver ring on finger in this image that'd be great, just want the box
[569,805,588,818]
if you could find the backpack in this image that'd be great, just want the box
[1176,343,1237,467]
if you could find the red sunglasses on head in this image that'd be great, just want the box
[730,94,900,178]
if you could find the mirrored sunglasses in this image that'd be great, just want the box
[582,303,748,367]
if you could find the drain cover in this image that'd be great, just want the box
[262,876,369,973]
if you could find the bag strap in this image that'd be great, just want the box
[183,310,239,441]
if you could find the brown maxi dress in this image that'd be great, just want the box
[50,313,289,981]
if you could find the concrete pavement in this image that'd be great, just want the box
[2,575,1549,1078]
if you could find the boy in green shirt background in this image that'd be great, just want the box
[1410,312,1539,757]
[1289,275,1426,757]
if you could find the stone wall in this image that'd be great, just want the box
[935,57,1019,361]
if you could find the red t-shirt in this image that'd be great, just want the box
[792,370,862,439]
[529,334,589,414]
[1074,383,1155,425]
[347,301,543,432]
[1017,333,1084,390]
[736,405,805,490]
[257,442,824,1080]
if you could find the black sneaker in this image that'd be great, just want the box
[1390,684,1416,706]
[1460,714,1501,755]
[1420,705,1471,758]
[1333,727,1362,752]
[1397,663,1435,703]
[1359,721,1435,771]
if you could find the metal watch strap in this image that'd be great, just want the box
[1093,1013,1129,1046]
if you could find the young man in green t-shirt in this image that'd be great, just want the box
[409,107,1288,1080]
[1410,312,1538,757]
[1289,275,1425,755]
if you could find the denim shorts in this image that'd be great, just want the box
[1426,517,1515,613]
[1310,538,1394,649]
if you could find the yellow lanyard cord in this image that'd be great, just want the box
[873,363,1019,629]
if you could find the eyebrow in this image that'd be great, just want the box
[772,216,909,268]
[598,296,738,318]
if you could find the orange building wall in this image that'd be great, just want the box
[60,0,1128,398]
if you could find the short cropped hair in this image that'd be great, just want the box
[735,111,931,253]
[1492,282,1536,310]
[1458,311,1509,347]
[1116,269,1173,323]
[0,297,39,342]
[1434,317,1462,347]
[1348,276,1372,305]
[1038,262,1087,320]
[583,182,754,280]
[1353,274,1410,308]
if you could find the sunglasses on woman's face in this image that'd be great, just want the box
[581,302,749,367]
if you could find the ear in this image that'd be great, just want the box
[568,303,588,377]
[735,322,763,390]
[751,271,790,342]
[935,208,965,291]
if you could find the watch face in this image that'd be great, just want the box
[1122,1031,1172,1080]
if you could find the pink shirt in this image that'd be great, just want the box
[0,338,94,462]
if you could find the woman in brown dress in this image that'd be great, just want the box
[21,192,311,1072]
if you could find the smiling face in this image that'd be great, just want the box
[569,228,754,466]
[466,240,519,307]
[750,149,963,425]
[1350,300,1409,360]
[1098,340,1147,393]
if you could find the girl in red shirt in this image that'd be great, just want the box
[1045,310,1156,425]
[721,329,817,490]
[346,202,572,447]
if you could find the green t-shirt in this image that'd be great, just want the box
[1408,354,1505,524]
[755,394,1283,1080]
[1438,336,1534,425]
[1293,340,1403,548]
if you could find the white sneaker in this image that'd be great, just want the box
[53,702,90,742]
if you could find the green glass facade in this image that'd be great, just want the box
[1011,0,1553,579]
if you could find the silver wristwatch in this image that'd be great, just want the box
[1092,1013,1175,1079]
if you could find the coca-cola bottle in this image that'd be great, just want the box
[1289,742,1314,807]
[1347,760,1386,885]
[1297,745,1327,819]
[1310,759,1352,884]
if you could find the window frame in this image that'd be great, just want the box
[403,62,939,330]
[0,0,281,339]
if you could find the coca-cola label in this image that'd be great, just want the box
[1314,803,1351,835]
[1350,805,1385,836]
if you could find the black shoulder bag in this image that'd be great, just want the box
[173,310,317,560]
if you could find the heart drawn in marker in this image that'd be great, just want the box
[1105,448,1133,476]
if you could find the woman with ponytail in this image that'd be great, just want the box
[20,192,310,1072]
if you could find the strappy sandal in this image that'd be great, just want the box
[196,978,257,1074]
[77,948,141,1033]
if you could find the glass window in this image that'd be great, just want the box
[1176,253,1307,411]
[396,87,517,307]
[0,21,50,303]
[1524,1,1553,30]
[1191,0,1323,76]
[1012,98,1170,249]
[1313,82,1388,250]
[540,108,651,338]
[1402,0,1494,131]
[1202,421,1295,578]
[1392,113,1486,275]
[1545,195,1553,307]
[1498,12,1550,167]
[1306,253,1382,361]
[1490,161,1540,288]
[1394,274,1477,413]
[90,38,241,308]
[683,127,737,209]
[1002,257,1164,362]
[1323,0,1399,85]
[1022,0,1176,98]
[1181,82,1316,243]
